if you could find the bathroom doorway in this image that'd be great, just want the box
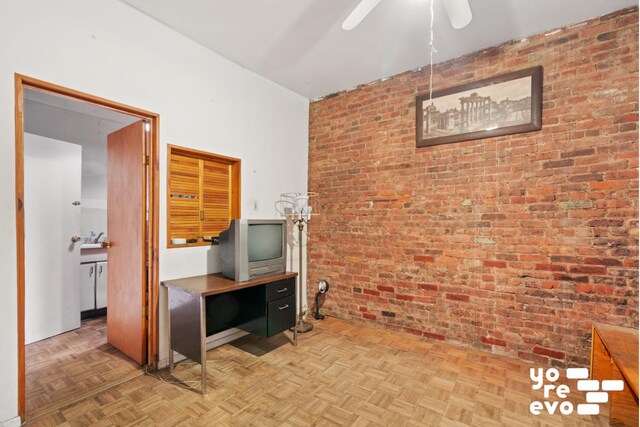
[15,75,160,420]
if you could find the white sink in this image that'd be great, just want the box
[81,243,103,249]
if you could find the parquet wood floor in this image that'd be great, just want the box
[26,317,610,426]
[26,317,142,418]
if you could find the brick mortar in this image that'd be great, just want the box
[307,7,639,368]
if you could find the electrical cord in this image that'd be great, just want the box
[294,327,323,340]
[144,364,203,392]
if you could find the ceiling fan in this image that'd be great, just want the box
[342,0,472,31]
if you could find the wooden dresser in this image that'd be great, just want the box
[591,323,639,426]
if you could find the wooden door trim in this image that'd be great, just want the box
[14,74,160,421]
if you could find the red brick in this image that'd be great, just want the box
[377,285,395,293]
[544,159,574,169]
[570,265,607,275]
[533,346,565,360]
[561,149,596,158]
[554,273,589,283]
[414,255,435,262]
[591,181,628,190]
[446,293,469,302]
[584,257,623,266]
[482,336,507,347]
[535,264,567,272]
[594,284,615,295]
[417,283,438,291]
[575,284,593,293]
[484,260,507,268]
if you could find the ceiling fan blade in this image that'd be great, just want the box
[442,0,472,29]
[342,0,384,31]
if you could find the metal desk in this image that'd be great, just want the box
[162,272,298,394]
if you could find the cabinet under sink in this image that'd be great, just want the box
[81,261,107,318]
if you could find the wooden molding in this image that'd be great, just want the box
[14,74,160,420]
[14,74,26,421]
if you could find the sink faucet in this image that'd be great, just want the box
[95,232,104,243]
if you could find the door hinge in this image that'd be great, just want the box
[143,154,149,166]
[142,305,148,318]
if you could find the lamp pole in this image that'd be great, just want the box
[293,217,313,333]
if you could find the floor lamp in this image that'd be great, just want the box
[276,192,318,334]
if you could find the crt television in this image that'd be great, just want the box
[219,219,287,282]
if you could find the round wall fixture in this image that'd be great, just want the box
[314,280,330,320]
[318,280,330,293]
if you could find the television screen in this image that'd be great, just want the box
[248,224,283,262]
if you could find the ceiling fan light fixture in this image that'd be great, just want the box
[442,0,472,29]
[342,0,384,31]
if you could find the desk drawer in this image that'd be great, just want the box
[266,278,295,302]
[267,295,295,337]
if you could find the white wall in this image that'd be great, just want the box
[0,0,309,423]
[25,99,131,240]
[24,99,129,206]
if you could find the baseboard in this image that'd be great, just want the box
[157,328,249,369]
[1,416,21,427]
[81,308,107,321]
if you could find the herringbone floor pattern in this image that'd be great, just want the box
[26,317,142,418]
[26,317,609,426]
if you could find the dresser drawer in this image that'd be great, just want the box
[265,277,295,302]
[267,295,295,337]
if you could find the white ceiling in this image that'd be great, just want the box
[120,0,635,99]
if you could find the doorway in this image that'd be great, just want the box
[15,74,160,421]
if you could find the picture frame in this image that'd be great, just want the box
[416,66,543,147]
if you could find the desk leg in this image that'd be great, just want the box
[200,297,207,395]
[168,300,174,375]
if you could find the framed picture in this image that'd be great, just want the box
[416,66,543,147]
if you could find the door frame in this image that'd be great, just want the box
[14,74,160,420]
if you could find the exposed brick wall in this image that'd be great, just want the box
[307,7,638,368]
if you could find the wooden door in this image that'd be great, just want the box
[106,121,147,365]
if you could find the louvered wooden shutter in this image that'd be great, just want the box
[201,159,231,238]
[167,145,240,248]
[168,151,200,241]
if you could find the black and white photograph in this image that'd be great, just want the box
[416,66,543,147]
